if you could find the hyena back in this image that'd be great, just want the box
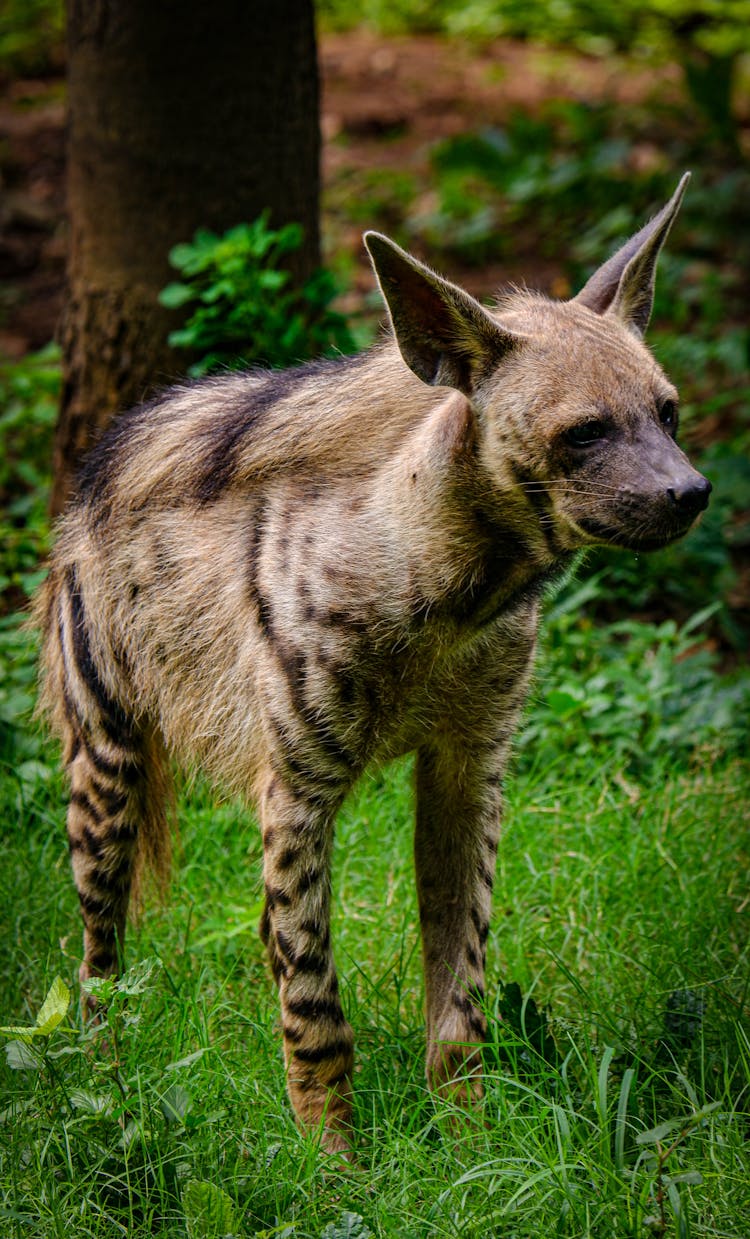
[37,176,710,1154]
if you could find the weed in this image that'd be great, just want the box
[159,214,358,377]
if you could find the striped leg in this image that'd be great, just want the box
[258,772,354,1156]
[415,738,505,1106]
[55,563,169,1002]
[66,734,142,993]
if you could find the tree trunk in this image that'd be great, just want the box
[53,0,320,513]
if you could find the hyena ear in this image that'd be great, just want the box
[364,231,522,393]
[573,172,690,336]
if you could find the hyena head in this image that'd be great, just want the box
[365,173,710,554]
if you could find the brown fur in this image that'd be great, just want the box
[35,177,709,1154]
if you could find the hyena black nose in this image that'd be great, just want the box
[667,475,712,517]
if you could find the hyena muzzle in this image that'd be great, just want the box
[36,174,709,1155]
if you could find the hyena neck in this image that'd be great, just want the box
[371,389,568,628]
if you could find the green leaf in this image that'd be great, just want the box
[182,1179,239,1239]
[34,977,70,1034]
[0,976,70,1040]
[5,1040,41,1070]
[159,282,195,308]
[636,1101,722,1144]
[161,1083,192,1124]
[81,975,116,1005]
[116,957,161,996]
[321,1212,372,1239]
[546,688,583,716]
[69,1088,115,1116]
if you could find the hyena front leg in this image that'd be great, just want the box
[415,736,507,1107]
[258,771,354,1155]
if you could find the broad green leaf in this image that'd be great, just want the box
[183,1179,238,1239]
[34,977,70,1034]
[69,1088,115,1116]
[117,957,160,996]
[159,282,194,308]
[546,689,583,716]
[0,976,70,1040]
[5,1040,41,1070]
[637,1101,722,1145]
[636,1116,689,1144]
[161,1083,192,1124]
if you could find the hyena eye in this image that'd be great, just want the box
[659,400,678,434]
[564,420,608,447]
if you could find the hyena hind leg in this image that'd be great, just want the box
[65,720,172,1004]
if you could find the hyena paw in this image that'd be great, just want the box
[427,1039,484,1108]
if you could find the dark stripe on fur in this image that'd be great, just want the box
[89,779,129,815]
[265,884,292,910]
[82,824,105,859]
[246,504,274,636]
[282,1022,304,1044]
[291,947,329,977]
[88,947,116,975]
[193,353,368,504]
[277,845,302,871]
[71,790,103,825]
[273,641,360,774]
[63,687,139,784]
[79,891,111,920]
[286,996,344,1022]
[66,567,133,745]
[292,1037,352,1064]
[90,852,133,892]
[267,717,347,800]
[296,866,324,896]
[470,907,489,945]
[507,459,565,557]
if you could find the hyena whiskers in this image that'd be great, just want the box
[36,174,710,1155]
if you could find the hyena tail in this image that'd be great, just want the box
[34,565,173,986]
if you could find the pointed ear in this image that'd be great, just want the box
[364,231,522,393]
[573,173,690,336]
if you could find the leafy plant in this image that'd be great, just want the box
[159,214,358,376]
[521,583,750,775]
[636,1101,723,1237]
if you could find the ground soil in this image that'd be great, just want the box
[0,28,690,357]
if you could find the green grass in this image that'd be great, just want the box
[1,618,748,1236]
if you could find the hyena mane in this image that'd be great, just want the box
[35,176,711,1155]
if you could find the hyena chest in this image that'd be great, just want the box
[263,557,539,775]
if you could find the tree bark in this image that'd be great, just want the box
[53,0,320,513]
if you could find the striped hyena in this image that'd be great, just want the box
[36,175,710,1154]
